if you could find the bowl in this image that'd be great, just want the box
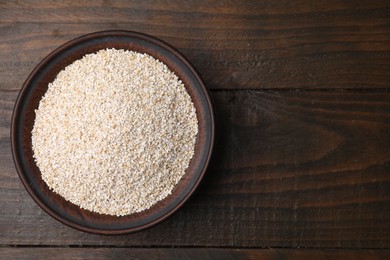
[11,30,214,234]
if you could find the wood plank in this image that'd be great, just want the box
[0,248,389,260]
[1,90,389,248]
[1,1,389,90]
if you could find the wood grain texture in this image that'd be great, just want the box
[1,0,390,255]
[1,248,389,260]
[1,90,389,248]
[1,1,390,90]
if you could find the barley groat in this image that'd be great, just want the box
[32,48,198,216]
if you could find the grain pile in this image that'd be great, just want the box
[32,48,198,216]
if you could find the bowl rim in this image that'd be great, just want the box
[11,30,215,235]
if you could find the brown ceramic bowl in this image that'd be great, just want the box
[11,30,214,235]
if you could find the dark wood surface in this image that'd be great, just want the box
[1,248,389,260]
[1,0,389,258]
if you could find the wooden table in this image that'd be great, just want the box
[1,1,389,259]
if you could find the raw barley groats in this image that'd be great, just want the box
[32,49,198,216]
